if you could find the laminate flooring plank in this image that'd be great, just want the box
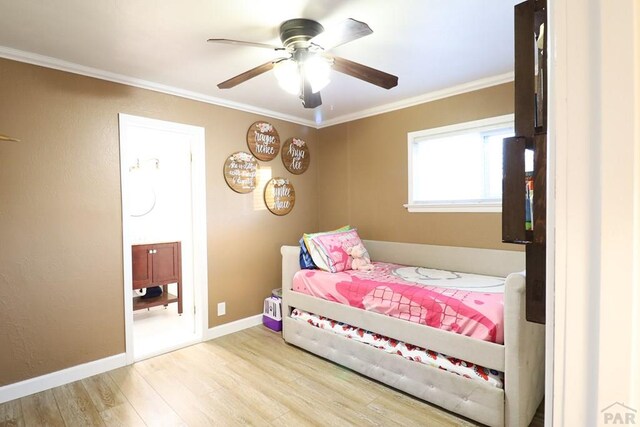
[108,366,185,427]
[269,410,321,427]
[290,373,395,427]
[20,390,65,427]
[251,330,397,403]
[51,381,105,426]
[242,330,341,374]
[367,390,479,427]
[209,329,254,347]
[133,349,174,373]
[199,340,288,382]
[179,342,290,420]
[242,334,383,405]
[225,366,330,419]
[196,390,273,427]
[199,337,249,366]
[213,336,304,383]
[208,342,302,392]
[81,372,128,412]
[0,399,24,427]
[98,403,146,427]
[217,351,358,426]
[150,350,224,396]
[242,324,282,342]
[262,335,420,426]
[174,340,230,367]
[233,361,358,425]
[140,367,221,426]
[247,327,385,393]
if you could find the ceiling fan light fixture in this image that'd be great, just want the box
[273,59,301,95]
[274,55,331,96]
[303,55,331,93]
[210,18,398,108]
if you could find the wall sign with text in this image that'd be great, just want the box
[281,137,310,174]
[247,121,280,161]
[264,177,295,216]
[223,151,259,193]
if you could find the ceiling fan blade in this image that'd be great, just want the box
[330,56,398,89]
[217,61,275,89]
[207,38,284,51]
[309,18,372,51]
[301,77,322,109]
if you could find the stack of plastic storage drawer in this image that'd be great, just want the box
[262,288,282,332]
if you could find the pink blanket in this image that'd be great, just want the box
[292,262,506,343]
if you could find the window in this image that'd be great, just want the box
[406,115,514,212]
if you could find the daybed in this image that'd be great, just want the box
[281,240,544,427]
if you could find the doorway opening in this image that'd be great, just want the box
[119,114,208,363]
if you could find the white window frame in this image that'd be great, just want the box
[405,114,514,213]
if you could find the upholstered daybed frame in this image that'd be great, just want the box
[281,240,544,427]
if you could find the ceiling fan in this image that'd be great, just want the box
[208,18,399,109]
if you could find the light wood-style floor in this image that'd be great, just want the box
[0,325,544,426]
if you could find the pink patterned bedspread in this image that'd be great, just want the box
[292,262,506,343]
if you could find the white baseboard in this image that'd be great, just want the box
[0,353,126,404]
[0,315,263,404]
[205,314,263,341]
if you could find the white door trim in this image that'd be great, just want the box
[118,114,208,365]
[550,1,640,425]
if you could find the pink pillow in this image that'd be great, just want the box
[311,229,369,272]
[303,225,352,271]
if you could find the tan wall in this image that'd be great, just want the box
[0,58,318,386]
[0,57,517,387]
[317,82,521,251]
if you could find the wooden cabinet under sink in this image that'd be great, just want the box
[132,241,183,314]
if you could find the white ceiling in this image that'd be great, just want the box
[0,0,518,127]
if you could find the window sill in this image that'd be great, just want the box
[404,203,502,213]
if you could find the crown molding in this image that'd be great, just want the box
[0,46,317,128]
[317,72,515,128]
[0,46,513,129]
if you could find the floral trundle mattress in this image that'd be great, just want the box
[290,308,504,388]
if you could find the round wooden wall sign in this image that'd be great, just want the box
[247,121,280,161]
[281,137,310,174]
[223,151,259,193]
[264,178,295,216]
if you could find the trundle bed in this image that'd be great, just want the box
[281,240,544,427]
